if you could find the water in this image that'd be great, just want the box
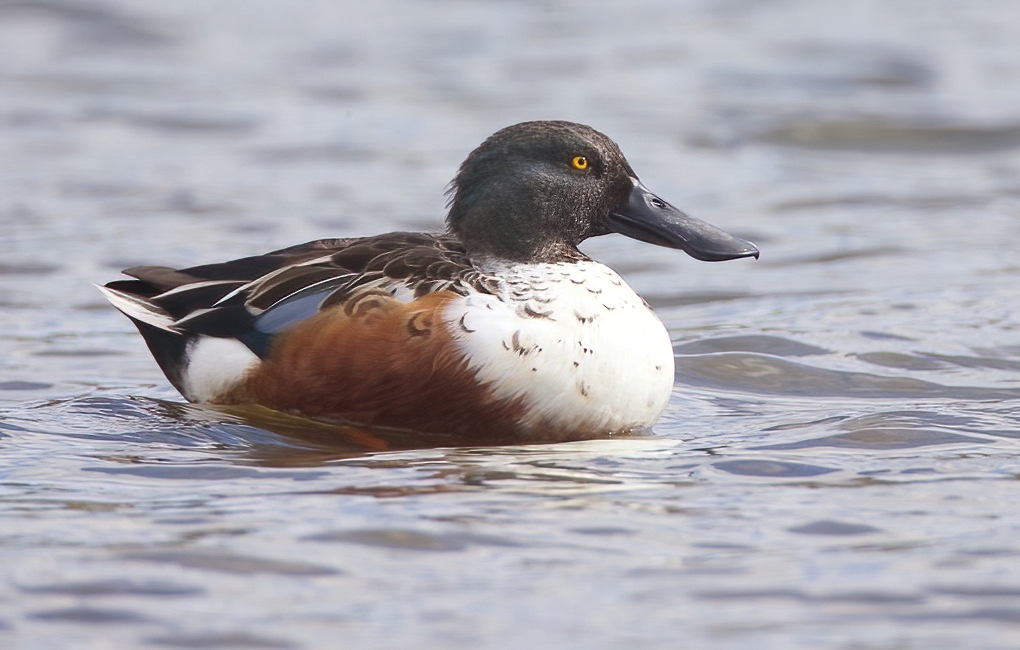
[3,0,1020,647]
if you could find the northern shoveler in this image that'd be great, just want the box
[100,121,757,443]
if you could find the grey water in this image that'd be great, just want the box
[3,0,1020,648]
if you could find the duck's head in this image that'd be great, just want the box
[446,120,759,264]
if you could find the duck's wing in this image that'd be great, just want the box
[99,232,493,360]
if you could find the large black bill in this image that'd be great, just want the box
[609,180,759,262]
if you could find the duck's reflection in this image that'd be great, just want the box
[166,401,638,467]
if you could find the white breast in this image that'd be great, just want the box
[445,261,674,435]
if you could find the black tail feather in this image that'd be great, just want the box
[125,316,191,395]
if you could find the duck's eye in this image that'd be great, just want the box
[571,156,589,171]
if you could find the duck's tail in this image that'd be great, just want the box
[96,283,191,395]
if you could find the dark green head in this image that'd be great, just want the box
[445,120,758,264]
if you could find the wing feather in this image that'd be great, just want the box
[101,232,493,359]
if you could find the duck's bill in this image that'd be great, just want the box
[609,179,759,262]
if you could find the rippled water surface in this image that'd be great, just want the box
[4,1,1020,648]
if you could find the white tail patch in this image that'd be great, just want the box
[181,336,259,402]
[95,284,176,332]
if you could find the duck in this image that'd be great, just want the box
[99,121,758,444]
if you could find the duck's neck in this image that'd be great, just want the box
[446,170,599,264]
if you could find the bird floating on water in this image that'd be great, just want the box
[100,121,758,444]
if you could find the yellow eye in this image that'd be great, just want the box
[571,156,589,171]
